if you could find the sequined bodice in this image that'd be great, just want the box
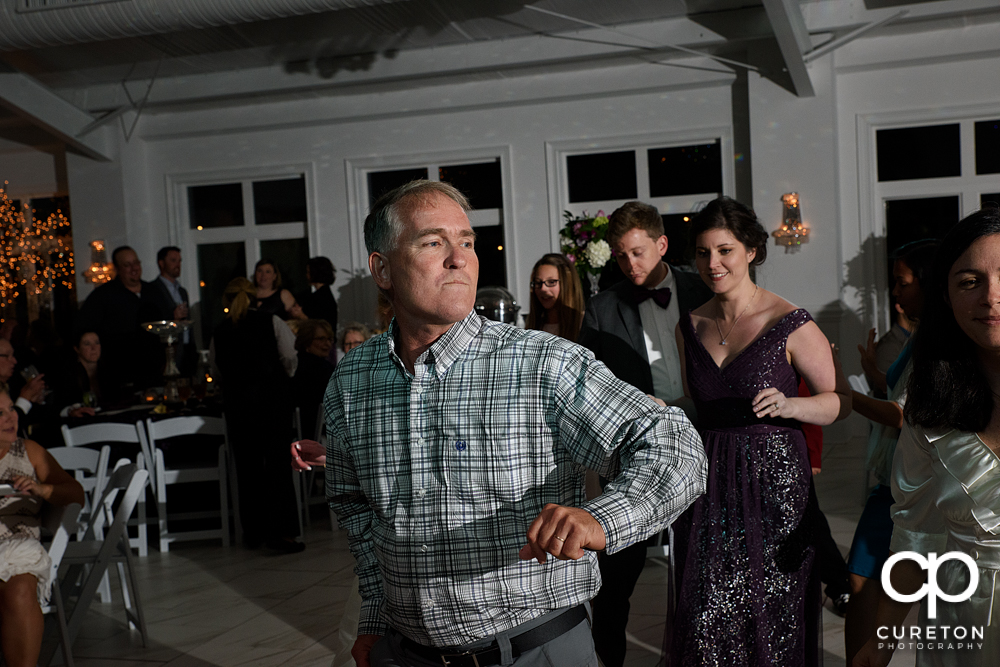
[0,439,41,541]
[682,309,811,432]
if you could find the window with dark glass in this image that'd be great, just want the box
[367,168,429,207]
[885,196,960,258]
[253,177,307,225]
[197,241,247,341]
[473,225,506,289]
[876,124,961,182]
[567,151,637,203]
[439,161,502,210]
[29,196,70,225]
[648,143,723,197]
[189,183,244,229]
[975,119,1000,175]
[661,212,694,265]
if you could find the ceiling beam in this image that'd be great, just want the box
[761,0,815,97]
[0,67,110,161]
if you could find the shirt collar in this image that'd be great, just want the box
[386,309,481,377]
[650,263,674,291]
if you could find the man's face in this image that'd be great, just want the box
[115,249,143,290]
[613,228,669,288]
[0,340,15,382]
[159,250,182,280]
[370,192,479,331]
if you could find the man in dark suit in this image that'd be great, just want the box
[578,201,712,667]
[147,246,195,374]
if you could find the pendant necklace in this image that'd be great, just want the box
[716,284,759,346]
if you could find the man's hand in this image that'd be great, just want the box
[291,439,326,471]
[351,634,382,667]
[173,303,190,320]
[19,375,45,403]
[518,503,606,563]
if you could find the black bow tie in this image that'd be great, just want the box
[633,286,672,309]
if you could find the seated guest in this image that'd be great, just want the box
[57,331,111,418]
[0,383,85,667]
[0,339,45,438]
[526,253,585,341]
[293,320,335,440]
[336,322,370,363]
[300,257,338,330]
[254,258,306,322]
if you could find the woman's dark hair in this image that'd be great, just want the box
[688,197,769,266]
[905,207,1000,431]
[891,239,938,287]
[307,256,335,286]
[525,253,585,342]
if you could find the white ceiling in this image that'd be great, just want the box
[0,0,997,154]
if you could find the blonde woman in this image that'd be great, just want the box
[211,277,302,553]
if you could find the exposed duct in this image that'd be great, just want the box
[0,0,409,51]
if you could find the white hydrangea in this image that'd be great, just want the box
[584,239,612,268]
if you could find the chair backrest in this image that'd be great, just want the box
[87,463,149,542]
[61,422,142,447]
[145,415,226,444]
[39,502,82,583]
[49,446,111,495]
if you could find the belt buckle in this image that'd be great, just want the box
[440,650,480,667]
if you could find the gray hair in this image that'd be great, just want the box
[364,180,471,255]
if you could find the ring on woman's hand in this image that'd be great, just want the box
[554,536,566,542]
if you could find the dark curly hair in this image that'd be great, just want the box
[688,197,769,266]
[905,206,1000,431]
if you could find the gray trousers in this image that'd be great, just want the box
[370,608,597,667]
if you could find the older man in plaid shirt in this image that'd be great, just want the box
[324,180,707,667]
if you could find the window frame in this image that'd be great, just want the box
[544,128,735,252]
[345,146,516,293]
[857,104,999,332]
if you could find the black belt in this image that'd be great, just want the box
[400,604,588,667]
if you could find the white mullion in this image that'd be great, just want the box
[242,180,261,271]
[635,146,651,201]
[428,163,441,182]
[961,118,978,184]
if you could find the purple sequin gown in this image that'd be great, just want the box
[664,309,821,667]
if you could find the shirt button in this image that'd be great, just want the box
[414,385,422,395]
[417,438,425,446]
[416,488,426,498]
[971,548,980,559]
[420,544,429,552]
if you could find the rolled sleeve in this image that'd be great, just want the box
[889,423,948,555]
[557,353,707,553]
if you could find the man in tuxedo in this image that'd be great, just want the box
[578,200,713,667]
[147,246,195,374]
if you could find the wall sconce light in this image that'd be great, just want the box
[82,239,115,284]
[772,193,810,250]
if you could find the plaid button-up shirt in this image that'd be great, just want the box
[325,311,706,646]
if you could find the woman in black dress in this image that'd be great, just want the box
[212,277,303,553]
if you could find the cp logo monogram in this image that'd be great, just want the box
[882,551,978,619]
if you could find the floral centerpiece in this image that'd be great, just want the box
[559,210,612,293]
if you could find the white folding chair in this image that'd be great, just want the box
[38,501,81,667]
[142,415,231,551]
[48,446,117,604]
[60,422,152,556]
[60,464,149,648]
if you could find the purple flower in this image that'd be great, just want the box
[573,222,583,233]
[576,238,587,247]
[566,253,576,263]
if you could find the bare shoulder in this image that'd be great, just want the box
[22,438,47,469]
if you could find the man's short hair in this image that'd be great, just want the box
[606,201,665,247]
[364,180,471,255]
[111,245,136,268]
[157,246,181,263]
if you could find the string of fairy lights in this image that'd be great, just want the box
[0,181,75,312]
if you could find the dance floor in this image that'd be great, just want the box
[48,430,918,666]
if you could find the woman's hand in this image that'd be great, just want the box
[10,475,52,500]
[858,328,887,394]
[752,387,795,419]
[68,406,96,418]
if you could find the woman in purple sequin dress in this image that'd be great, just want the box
[663,198,851,666]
